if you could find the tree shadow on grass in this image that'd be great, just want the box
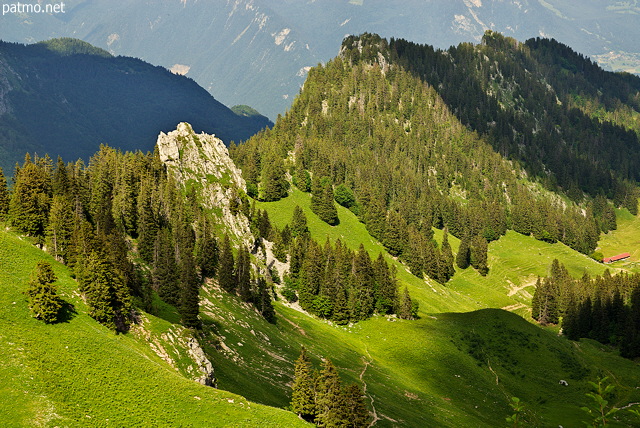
[57,300,77,323]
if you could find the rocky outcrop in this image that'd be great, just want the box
[156,122,252,244]
[187,337,216,386]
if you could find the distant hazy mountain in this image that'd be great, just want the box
[1,0,638,120]
[0,38,272,175]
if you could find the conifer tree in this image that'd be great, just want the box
[255,277,275,322]
[289,237,306,279]
[351,245,375,321]
[291,205,310,238]
[272,228,288,262]
[383,210,407,257]
[343,383,371,428]
[291,346,316,422]
[399,286,414,320]
[315,358,348,428]
[440,228,455,282]
[153,228,179,306]
[218,234,236,293]
[179,251,201,328]
[81,251,132,331]
[258,209,272,240]
[235,245,252,302]
[332,285,351,325]
[373,254,397,314]
[195,220,218,278]
[298,241,324,311]
[293,156,311,192]
[175,218,200,328]
[9,153,52,238]
[52,156,70,197]
[312,179,339,226]
[136,178,157,264]
[45,195,74,263]
[470,235,489,276]
[456,234,471,269]
[0,166,9,217]
[25,260,61,323]
[261,155,289,201]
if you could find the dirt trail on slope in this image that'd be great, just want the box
[360,349,381,427]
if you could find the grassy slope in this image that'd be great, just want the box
[181,189,640,427]
[597,207,640,273]
[260,189,608,315]
[0,226,308,427]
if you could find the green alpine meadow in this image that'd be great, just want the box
[1,25,640,427]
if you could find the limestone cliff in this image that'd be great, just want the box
[156,122,252,245]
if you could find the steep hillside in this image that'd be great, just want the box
[3,120,640,427]
[0,38,272,175]
[0,225,308,427]
[2,1,639,119]
[196,191,640,427]
[378,32,640,205]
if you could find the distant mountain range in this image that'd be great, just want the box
[1,0,638,120]
[0,38,271,175]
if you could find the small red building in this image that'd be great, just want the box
[602,252,630,264]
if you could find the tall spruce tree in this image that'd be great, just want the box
[25,260,62,323]
[176,220,201,328]
[153,228,180,306]
[399,287,414,320]
[315,358,348,428]
[235,245,252,302]
[440,228,455,282]
[343,383,371,428]
[291,205,310,238]
[255,277,275,322]
[9,154,52,238]
[81,251,132,331]
[261,155,289,201]
[456,234,471,269]
[136,177,157,264]
[45,195,74,263]
[195,219,218,278]
[373,254,397,315]
[291,346,316,422]
[470,235,489,276]
[311,178,339,226]
[0,166,9,217]
[218,234,236,293]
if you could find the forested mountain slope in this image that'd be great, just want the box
[0,38,271,175]
[232,33,636,287]
[2,120,640,426]
[378,32,640,206]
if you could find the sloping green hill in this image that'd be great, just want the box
[191,189,640,427]
[0,226,307,427]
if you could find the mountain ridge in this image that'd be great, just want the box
[0,37,272,176]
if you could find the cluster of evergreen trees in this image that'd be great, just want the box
[216,234,276,322]
[291,347,370,427]
[1,148,274,331]
[270,206,417,323]
[532,259,640,358]
[379,32,640,209]
[231,34,623,286]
